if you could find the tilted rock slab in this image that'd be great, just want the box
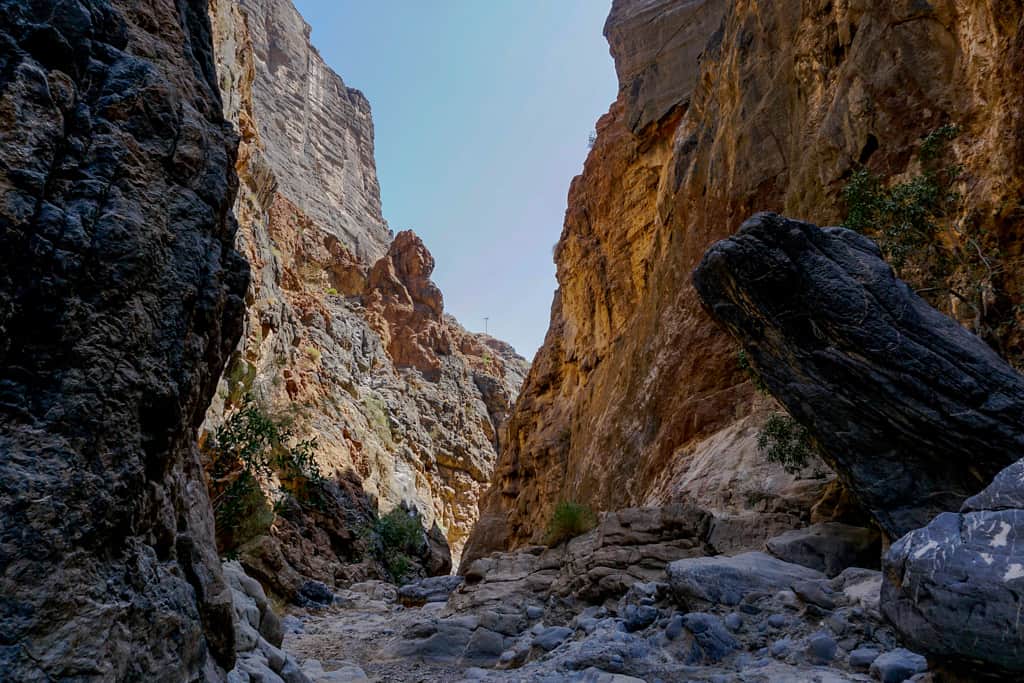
[0,0,248,678]
[882,457,1024,675]
[692,212,1024,538]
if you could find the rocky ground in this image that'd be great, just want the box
[225,506,931,683]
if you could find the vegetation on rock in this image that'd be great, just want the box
[204,398,325,551]
[844,124,1016,356]
[756,413,816,475]
[546,501,598,545]
[370,507,426,582]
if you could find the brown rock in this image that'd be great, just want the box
[205,0,530,581]
[465,0,1024,562]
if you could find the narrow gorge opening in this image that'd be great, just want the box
[2,1,1023,681]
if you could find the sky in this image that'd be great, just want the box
[292,0,617,360]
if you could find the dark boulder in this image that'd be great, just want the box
[692,212,1024,538]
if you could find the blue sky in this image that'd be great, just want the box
[292,0,617,359]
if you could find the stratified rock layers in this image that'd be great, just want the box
[466,0,1024,561]
[0,0,247,679]
[206,0,528,580]
[237,0,389,263]
[692,212,1024,537]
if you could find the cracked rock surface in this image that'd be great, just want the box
[0,0,248,678]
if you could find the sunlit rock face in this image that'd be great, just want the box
[0,0,248,677]
[235,0,390,263]
[464,0,1024,564]
[206,0,529,579]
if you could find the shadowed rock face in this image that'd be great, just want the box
[0,0,248,679]
[883,457,1024,676]
[692,212,1024,538]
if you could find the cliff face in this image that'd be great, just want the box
[232,0,389,263]
[465,0,1024,560]
[0,0,247,678]
[206,0,528,582]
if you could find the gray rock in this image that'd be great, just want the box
[464,627,506,665]
[692,212,1024,537]
[534,626,574,651]
[770,638,793,658]
[682,612,739,663]
[665,614,685,640]
[869,648,928,683]
[792,579,836,609]
[849,648,881,671]
[806,631,837,664]
[298,581,335,607]
[724,613,743,632]
[882,458,1024,674]
[279,657,312,683]
[623,604,659,632]
[398,575,465,605]
[767,614,788,628]
[282,615,305,635]
[527,605,545,620]
[667,551,825,606]
[766,523,881,577]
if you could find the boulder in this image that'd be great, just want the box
[398,575,465,605]
[765,523,881,577]
[869,648,928,683]
[882,458,1024,675]
[692,213,1024,538]
[667,551,826,606]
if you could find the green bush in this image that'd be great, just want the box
[204,398,325,551]
[546,501,597,546]
[757,413,815,474]
[371,507,424,582]
[737,349,768,394]
[842,124,1009,346]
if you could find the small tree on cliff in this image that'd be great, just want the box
[203,398,325,552]
[843,124,1015,355]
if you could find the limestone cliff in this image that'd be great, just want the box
[206,0,528,586]
[0,0,248,678]
[465,0,1024,562]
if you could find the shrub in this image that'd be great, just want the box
[843,124,1011,347]
[737,349,768,394]
[757,413,815,474]
[371,507,424,582]
[204,399,325,551]
[546,501,597,546]
[305,346,322,364]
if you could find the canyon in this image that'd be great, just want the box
[466,0,1024,563]
[0,0,1023,682]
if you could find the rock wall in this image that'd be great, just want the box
[0,0,248,679]
[232,0,390,263]
[206,0,528,580]
[465,0,1024,561]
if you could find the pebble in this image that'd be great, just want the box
[806,631,837,664]
[724,613,743,632]
[869,648,928,683]
[849,647,880,670]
